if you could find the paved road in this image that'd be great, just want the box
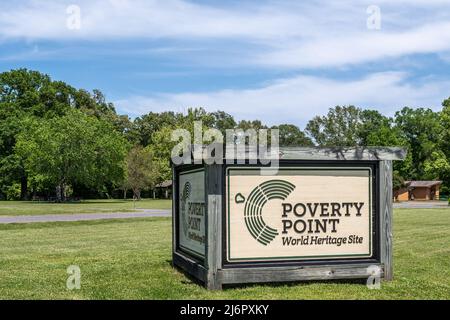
[393,201,449,209]
[0,209,171,224]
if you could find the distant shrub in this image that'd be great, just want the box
[6,183,21,200]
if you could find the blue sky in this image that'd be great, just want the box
[1,0,450,127]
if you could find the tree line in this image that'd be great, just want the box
[1,69,449,201]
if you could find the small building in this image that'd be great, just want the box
[395,180,442,201]
[154,180,172,199]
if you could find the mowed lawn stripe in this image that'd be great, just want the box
[0,209,449,299]
[0,199,172,216]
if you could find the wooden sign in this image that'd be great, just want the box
[226,167,372,262]
[178,168,206,258]
[172,147,406,290]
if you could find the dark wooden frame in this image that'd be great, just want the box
[221,161,380,268]
[172,147,404,289]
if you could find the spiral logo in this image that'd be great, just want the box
[180,182,191,236]
[241,180,295,245]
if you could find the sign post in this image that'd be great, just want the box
[172,147,405,290]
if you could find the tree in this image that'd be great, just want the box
[0,69,59,199]
[394,107,442,180]
[133,111,183,147]
[148,126,179,183]
[305,106,405,148]
[16,110,127,202]
[272,124,313,146]
[211,110,236,134]
[441,97,450,151]
[358,110,402,146]
[392,171,405,191]
[0,69,128,200]
[184,107,215,128]
[237,120,268,131]
[423,151,450,181]
[124,146,159,200]
[439,97,450,191]
[305,106,362,146]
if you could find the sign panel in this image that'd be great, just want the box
[226,167,372,262]
[178,168,206,258]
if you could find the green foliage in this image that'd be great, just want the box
[395,107,442,180]
[16,110,127,201]
[2,68,450,200]
[423,151,450,180]
[272,124,313,146]
[359,110,403,146]
[440,98,450,182]
[211,111,237,134]
[392,171,405,191]
[302,104,450,191]
[133,111,184,147]
[124,146,159,199]
[0,69,64,199]
[305,106,403,147]
[5,183,21,200]
[305,105,362,146]
[0,153,24,196]
[148,126,178,182]
[237,119,268,131]
[0,69,60,117]
[0,69,132,199]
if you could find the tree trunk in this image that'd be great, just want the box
[56,185,62,202]
[20,175,28,200]
[61,183,66,202]
[133,188,141,201]
[132,188,140,209]
[123,189,127,200]
[56,182,66,202]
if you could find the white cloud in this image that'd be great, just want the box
[115,72,450,126]
[1,0,450,69]
[2,1,450,123]
[0,0,307,40]
[258,21,450,68]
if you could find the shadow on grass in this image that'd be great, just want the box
[166,259,368,290]
[166,260,206,287]
[13,199,168,205]
[18,201,129,205]
[224,278,367,290]
[0,217,170,231]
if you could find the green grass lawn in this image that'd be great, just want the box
[0,208,449,299]
[0,199,171,216]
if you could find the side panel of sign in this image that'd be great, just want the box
[178,168,206,258]
[226,167,372,263]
